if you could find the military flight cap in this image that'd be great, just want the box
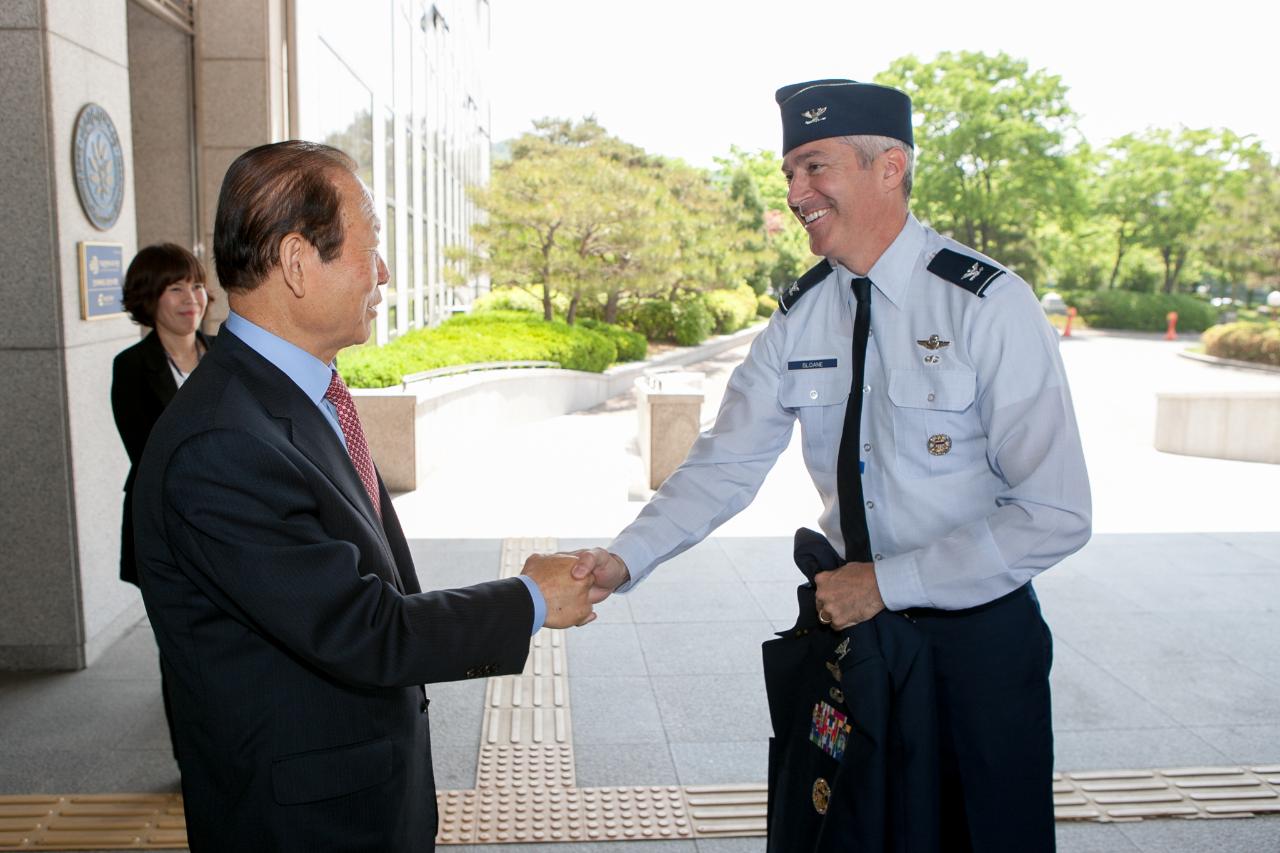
[775,79,913,155]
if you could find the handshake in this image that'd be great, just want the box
[519,549,631,629]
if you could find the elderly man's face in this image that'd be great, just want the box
[782,138,882,268]
[310,171,389,354]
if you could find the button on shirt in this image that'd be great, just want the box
[607,215,1091,611]
[224,312,547,631]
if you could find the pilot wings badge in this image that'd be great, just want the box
[916,334,951,351]
[801,107,828,125]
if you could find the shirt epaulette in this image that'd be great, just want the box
[926,249,1005,298]
[779,260,833,315]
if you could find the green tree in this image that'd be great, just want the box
[714,146,814,294]
[472,119,759,325]
[1096,128,1242,294]
[876,51,1084,281]
[1196,143,1280,299]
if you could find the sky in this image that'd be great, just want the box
[489,0,1279,169]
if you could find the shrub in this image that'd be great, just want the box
[703,284,758,334]
[757,293,779,317]
[673,296,714,346]
[1202,322,1280,367]
[1075,290,1216,333]
[579,318,648,362]
[471,287,544,314]
[620,299,678,341]
[337,311,618,387]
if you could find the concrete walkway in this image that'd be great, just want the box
[1,328,1277,852]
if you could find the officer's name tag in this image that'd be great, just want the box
[787,358,837,370]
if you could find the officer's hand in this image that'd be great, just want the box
[814,562,884,629]
[521,554,596,628]
[569,548,631,605]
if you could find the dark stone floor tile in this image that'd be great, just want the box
[569,677,665,745]
[669,741,767,786]
[635,621,774,676]
[1116,814,1280,852]
[650,674,771,743]
[1053,727,1226,773]
[573,741,678,788]
[627,582,767,624]
[567,623,645,677]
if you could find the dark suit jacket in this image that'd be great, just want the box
[110,329,212,584]
[763,528,940,853]
[132,328,534,853]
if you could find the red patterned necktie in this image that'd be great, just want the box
[324,370,381,518]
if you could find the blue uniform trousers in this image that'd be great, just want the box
[904,584,1055,852]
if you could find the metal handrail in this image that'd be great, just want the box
[400,360,561,387]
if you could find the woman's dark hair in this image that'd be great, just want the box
[122,242,208,327]
[213,140,357,292]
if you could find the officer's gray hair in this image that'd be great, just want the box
[841,135,914,200]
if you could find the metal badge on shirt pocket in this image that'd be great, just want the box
[809,701,852,761]
[886,367,978,478]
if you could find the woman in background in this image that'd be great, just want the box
[111,242,213,586]
[111,242,212,762]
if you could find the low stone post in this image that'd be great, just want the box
[636,372,706,489]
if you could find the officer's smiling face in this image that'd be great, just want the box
[782,137,884,270]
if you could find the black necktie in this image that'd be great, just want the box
[837,277,874,564]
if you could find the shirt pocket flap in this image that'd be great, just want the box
[887,368,976,412]
[272,737,393,805]
[779,362,851,409]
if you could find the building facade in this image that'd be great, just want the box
[0,0,491,670]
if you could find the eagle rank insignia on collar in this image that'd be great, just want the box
[779,260,833,315]
[927,248,1005,298]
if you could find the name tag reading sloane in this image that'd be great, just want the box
[787,358,837,370]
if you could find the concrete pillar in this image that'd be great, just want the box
[194,0,288,327]
[0,0,141,669]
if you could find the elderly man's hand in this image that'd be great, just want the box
[569,548,631,605]
[814,561,885,629]
[521,554,596,628]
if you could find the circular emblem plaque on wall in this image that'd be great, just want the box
[72,103,126,231]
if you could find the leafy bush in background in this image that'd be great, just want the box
[703,284,758,334]
[619,300,678,341]
[1075,290,1216,332]
[757,293,779,317]
[472,288,555,315]
[673,297,714,346]
[1202,322,1280,366]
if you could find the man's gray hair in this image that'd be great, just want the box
[841,135,914,200]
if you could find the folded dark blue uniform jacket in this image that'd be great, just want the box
[763,528,941,853]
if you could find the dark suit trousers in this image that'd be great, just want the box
[905,584,1055,853]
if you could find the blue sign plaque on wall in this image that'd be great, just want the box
[72,103,126,231]
[79,242,126,320]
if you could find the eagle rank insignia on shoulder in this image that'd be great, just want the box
[779,260,833,315]
[927,248,1005,298]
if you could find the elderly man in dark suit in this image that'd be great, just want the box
[132,140,593,853]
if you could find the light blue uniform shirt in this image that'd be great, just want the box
[609,215,1091,610]
[225,311,547,631]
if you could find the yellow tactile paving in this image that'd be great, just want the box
[0,795,185,850]
[4,539,1278,849]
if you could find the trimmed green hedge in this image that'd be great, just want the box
[1202,322,1280,367]
[1074,290,1216,333]
[578,318,647,362]
[757,293,779,317]
[337,311,620,388]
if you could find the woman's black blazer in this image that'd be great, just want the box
[110,329,213,584]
